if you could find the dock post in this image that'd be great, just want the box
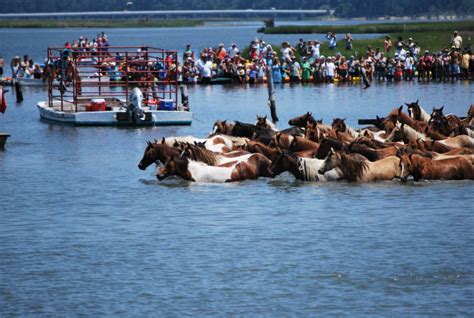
[179,85,189,111]
[14,81,23,103]
[265,58,278,124]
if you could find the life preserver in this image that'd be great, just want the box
[0,87,6,114]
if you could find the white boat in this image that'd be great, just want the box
[37,46,192,126]
[37,99,192,126]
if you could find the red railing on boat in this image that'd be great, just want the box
[46,46,179,112]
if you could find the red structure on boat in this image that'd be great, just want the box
[46,46,180,112]
[37,46,192,126]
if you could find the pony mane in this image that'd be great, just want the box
[297,157,322,181]
[339,152,369,182]
[190,145,218,166]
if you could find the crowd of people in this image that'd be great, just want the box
[4,30,472,88]
[179,30,473,87]
[3,32,111,81]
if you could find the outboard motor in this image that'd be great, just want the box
[128,87,145,123]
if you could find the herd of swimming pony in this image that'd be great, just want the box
[138,101,474,183]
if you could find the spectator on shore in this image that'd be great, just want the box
[325,57,336,83]
[345,33,353,50]
[396,36,405,53]
[461,49,470,80]
[309,40,321,62]
[281,42,295,63]
[451,31,462,49]
[327,32,337,50]
[384,35,392,52]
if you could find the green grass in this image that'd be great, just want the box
[0,19,204,28]
[260,20,474,34]
[243,30,474,61]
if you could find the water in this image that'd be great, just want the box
[1,26,474,316]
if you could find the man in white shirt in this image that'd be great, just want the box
[228,43,239,58]
[310,40,321,62]
[196,55,213,84]
[326,32,337,50]
[325,57,336,82]
[452,31,462,49]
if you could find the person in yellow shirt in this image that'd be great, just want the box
[461,49,470,80]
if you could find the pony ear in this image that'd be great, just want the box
[154,138,158,143]
[194,141,197,145]
[203,140,207,145]
[342,118,346,122]
[440,106,444,112]
[398,105,403,114]
[416,99,419,105]
[147,140,152,146]
[223,120,227,125]
[161,137,165,144]
[405,103,410,107]
[264,115,267,120]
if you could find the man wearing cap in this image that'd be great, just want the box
[451,31,462,49]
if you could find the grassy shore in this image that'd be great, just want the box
[243,30,474,60]
[260,20,474,34]
[0,19,204,28]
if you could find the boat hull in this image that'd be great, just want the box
[37,102,192,126]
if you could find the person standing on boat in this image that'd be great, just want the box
[196,54,212,84]
[183,44,194,62]
[215,43,227,64]
[10,56,22,79]
[228,43,239,59]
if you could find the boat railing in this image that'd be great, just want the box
[46,46,179,112]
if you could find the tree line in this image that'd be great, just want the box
[0,0,472,17]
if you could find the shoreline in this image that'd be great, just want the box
[0,16,472,29]
[0,19,204,29]
[260,20,474,34]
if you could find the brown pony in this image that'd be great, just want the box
[269,151,341,181]
[289,136,319,152]
[246,140,279,161]
[345,142,400,162]
[318,149,401,182]
[331,118,358,138]
[138,139,181,170]
[212,120,234,135]
[406,100,430,123]
[181,142,250,166]
[255,115,277,131]
[288,112,316,127]
[156,153,272,182]
[399,153,474,181]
